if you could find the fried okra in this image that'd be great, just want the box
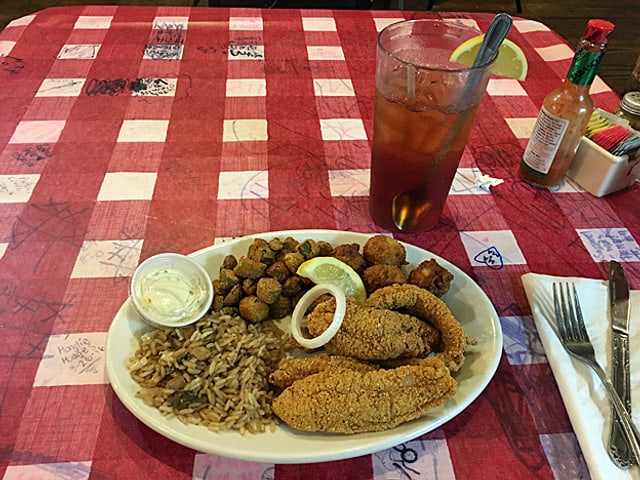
[248,238,276,265]
[257,277,282,304]
[239,295,270,323]
[233,256,267,279]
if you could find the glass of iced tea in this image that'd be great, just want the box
[369,19,495,232]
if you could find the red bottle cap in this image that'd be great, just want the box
[583,19,615,45]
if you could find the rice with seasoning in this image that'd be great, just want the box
[128,312,291,434]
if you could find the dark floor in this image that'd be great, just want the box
[0,0,638,95]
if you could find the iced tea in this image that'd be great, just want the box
[368,20,493,232]
[369,87,480,231]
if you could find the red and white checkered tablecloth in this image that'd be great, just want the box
[0,5,638,479]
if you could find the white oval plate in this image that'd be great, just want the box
[106,230,502,464]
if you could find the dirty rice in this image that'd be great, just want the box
[128,312,290,434]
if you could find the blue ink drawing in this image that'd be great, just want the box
[473,246,504,269]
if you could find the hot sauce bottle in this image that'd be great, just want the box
[518,19,615,187]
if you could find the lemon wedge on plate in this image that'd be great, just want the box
[297,257,367,304]
[450,35,528,81]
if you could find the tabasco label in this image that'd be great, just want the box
[521,107,570,175]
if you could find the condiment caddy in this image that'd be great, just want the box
[567,108,640,197]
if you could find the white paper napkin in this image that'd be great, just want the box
[521,272,640,480]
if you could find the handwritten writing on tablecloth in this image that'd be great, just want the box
[11,144,52,167]
[85,77,176,96]
[500,315,548,366]
[34,333,107,386]
[197,36,264,60]
[193,454,273,480]
[145,23,184,60]
[373,439,455,479]
[473,246,504,270]
[460,230,527,269]
[1,54,25,74]
[0,286,74,357]
[57,44,100,60]
[70,239,142,280]
[3,460,91,480]
[11,201,90,273]
[577,227,640,262]
[0,174,40,203]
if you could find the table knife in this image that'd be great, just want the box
[608,260,634,467]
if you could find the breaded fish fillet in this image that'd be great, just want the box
[269,353,378,389]
[367,284,466,371]
[306,297,440,361]
[272,357,456,434]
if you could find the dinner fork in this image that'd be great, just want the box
[553,282,640,467]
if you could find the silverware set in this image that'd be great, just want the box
[553,264,638,469]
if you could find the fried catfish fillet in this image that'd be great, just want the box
[271,356,456,434]
[269,353,378,389]
[367,284,466,371]
[305,297,440,361]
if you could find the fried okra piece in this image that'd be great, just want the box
[265,260,290,283]
[362,264,407,293]
[248,238,276,265]
[282,276,305,297]
[242,278,257,296]
[233,256,267,279]
[222,255,237,270]
[333,243,367,274]
[257,277,282,304]
[269,295,292,319]
[363,235,407,266]
[283,252,305,274]
[317,241,334,256]
[297,239,321,260]
[275,237,299,261]
[212,294,224,312]
[218,268,239,294]
[268,237,283,253]
[223,284,243,306]
[239,295,270,323]
[408,259,454,297]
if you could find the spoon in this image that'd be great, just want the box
[391,13,513,231]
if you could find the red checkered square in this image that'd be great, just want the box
[84,201,150,240]
[13,385,105,462]
[214,198,269,238]
[224,96,267,119]
[108,143,165,172]
[59,278,129,332]
[323,140,370,170]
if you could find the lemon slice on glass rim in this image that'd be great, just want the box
[296,256,367,305]
[450,34,528,81]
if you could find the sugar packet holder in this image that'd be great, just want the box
[567,109,640,197]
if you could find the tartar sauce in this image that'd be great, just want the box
[136,267,207,323]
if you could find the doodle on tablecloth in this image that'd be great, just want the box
[372,439,455,479]
[193,454,274,480]
[0,174,40,202]
[3,461,92,480]
[145,23,184,60]
[577,227,640,262]
[1,54,25,74]
[11,144,52,167]
[70,239,142,280]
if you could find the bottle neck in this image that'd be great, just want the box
[566,40,607,86]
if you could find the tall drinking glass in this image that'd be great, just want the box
[369,19,495,232]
